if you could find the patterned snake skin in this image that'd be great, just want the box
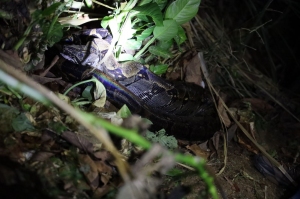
[49,28,220,140]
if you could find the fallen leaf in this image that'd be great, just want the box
[183,53,203,86]
[186,144,209,159]
[61,131,94,154]
[78,154,99,189]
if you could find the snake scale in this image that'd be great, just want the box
[47,28,220,140]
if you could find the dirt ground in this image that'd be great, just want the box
[161,125,298,199]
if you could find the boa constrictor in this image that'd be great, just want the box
[47,28,220,140]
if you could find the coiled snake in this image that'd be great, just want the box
[47,28,220,140]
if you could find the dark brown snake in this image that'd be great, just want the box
[47,28,220,140]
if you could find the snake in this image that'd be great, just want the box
[46,28,220,140]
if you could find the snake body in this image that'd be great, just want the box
[49,28,220,140]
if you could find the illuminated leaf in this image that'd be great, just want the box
[165,0,200,25]
[153,19,178,41]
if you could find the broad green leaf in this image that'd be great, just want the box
[139,0,167,10]
[136,14,151,23]
[174,25,187,45]
[123,39,142,50]
[165,0,201,25]
[108,17,121,38]
[157,39,173,50]
[118,19,137,45]
[117,104,132,118]
[153,19,178,41]
[46,21,63,47]
[154,0,168,10]
[101,15,114,29]
[132,3,163,26]
[138,0,152,6]
[149,46,172,59]
[149,64,169,75]
[108,12,127,38]
[118,53,134,61]
[136,26,154,41]
[31,10,43,21]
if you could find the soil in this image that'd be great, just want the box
[161,124,300,199]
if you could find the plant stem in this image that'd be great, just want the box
[63,79,95,95]
[92,0,115,10]
[13,23,34,51]
[134,37,156,59]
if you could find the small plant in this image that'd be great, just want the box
[101,0,200,65]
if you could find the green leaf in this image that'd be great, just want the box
[48,121,67,134]
[138,0,167,10]
[118,19,136,46]
[118,53,134,61]
[12,113,35,132]
[136,26,154,41]
[101,15,114,29]
[82,85,93,101]
[157,39,173,50]
[41,2,63,17]
[92,77,107,108]
[136,14,151,23]
[117,104,132,118]
[149,64,169,74]
[154,0,168,10]
[31,10,43,21]
[46,21,63,47]
[123,39,142,50]
[149,46,172,59]
[0,103,19,133]
[138,0,152,6]
[174,25,187,45]
[153,19,178,41]
[165,0,201,25]
[132,3,163,26]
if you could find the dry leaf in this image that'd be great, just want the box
[78,154,99,189]
[183,53,203,86]
[186,144,209,159]
[218,94,231,127]
[61,131,94,154]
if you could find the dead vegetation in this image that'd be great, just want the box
[0,0,300,198]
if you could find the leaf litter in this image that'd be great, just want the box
[1,0,300,199]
